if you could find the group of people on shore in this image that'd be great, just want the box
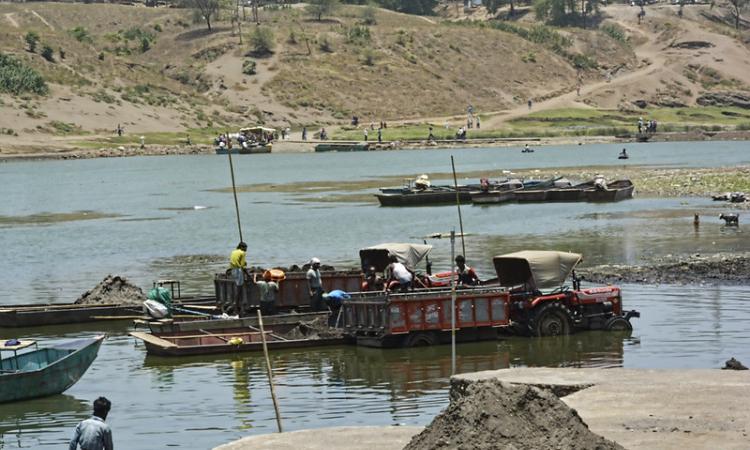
[637,117,658,134]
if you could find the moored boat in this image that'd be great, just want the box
[141,311,329,334]
[315,142,370,152]
[375,188,472,206]
[584,179,635,202]
[0,336,104,403]
[0,296,217,328]
[131,323,344,357]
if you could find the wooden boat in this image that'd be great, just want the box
[513,177,572,203]
[0,296,218,328]
[215,144,271,155]
[0,335,104,403]
[141,311,329,334]
[375,186,473,207]
[471,187,521,204]
[130,327,344,357]
[315,142,370,152]
[214,270,363,315]
[584,179,635,202]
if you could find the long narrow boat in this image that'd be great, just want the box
[375,187,473,207]
[131,328,344,357]
[0,296,217,328]
[0,335,104,403]
[141,311,329,334]
[584,179,635,202]
[215,144,271,155]
[470,187,522,204]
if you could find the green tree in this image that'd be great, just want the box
[727,0,748,31]
[249,26,275,55]
[25,32,40,53]
[306,0,340,21]
[485,0,515,15]
[361,5,377,24]
[41,44,54,62]
[190,0,220,30]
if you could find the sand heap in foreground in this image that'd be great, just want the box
[74,275,145,305]
[404,379,623,450]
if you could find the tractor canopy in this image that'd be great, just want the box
[359,243,433,272]
[492,250,583,291]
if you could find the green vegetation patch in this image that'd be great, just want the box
[0,53,49,96]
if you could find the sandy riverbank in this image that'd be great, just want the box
[1,129,749,162]
[214,367,750,450]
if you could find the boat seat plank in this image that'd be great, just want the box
[129,332,178,348]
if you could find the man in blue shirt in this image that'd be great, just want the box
[69,397,113,450]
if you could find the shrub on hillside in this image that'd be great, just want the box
[361,6,377,25]
[0,53,49,95]
[319,34,334,52]
[69,26,93,43]
[242,59,256,75]
[601,23,627,43]
[25,32,40,53]
[307,0,340,21]
[41,45,55,62]
[250,27,275,56]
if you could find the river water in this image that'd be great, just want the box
[1,141,749,449]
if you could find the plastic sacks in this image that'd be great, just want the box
[145,287,173,318]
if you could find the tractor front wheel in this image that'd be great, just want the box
[530,303,572,337]
[403,331,437,347]
[604,316,633,332]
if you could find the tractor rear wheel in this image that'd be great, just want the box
[403,331,437,347]
[604,316,632,332]
[531,303,572,337]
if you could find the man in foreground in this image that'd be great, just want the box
[69,397,113,450]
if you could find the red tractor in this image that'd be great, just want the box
[492,251,639,337]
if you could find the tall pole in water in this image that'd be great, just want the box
[226,142,243,242]
[450,229,456,376]
[451,155,466,258]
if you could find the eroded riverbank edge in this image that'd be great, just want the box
[215,368,750,450]
[579,252,750,285]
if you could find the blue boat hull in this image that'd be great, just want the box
[0,336,104,403]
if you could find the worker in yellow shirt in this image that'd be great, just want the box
[229,242,248,315]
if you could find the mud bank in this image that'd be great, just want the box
[580,252,750,285]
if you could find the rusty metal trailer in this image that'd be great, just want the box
[214,270,363,315]
[342,287,510,348]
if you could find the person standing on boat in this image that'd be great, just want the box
[254,270,280,316]
[69,397,113,450]
[455,255,480,286]
[307,257,324,311]
[230,242,248,315]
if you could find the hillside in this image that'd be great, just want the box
[0,1,749,152]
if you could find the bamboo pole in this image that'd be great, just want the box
[451,155,466,257]
[226,136,243,242]
[450,230,456,376]
[257,310,283,433]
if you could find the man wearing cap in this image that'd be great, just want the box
[307,258,324,311]
[229,242,248,315]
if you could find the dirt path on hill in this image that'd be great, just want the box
[4,13,19,28]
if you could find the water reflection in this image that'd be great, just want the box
[0,395,88,448]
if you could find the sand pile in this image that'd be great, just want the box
[74,275,145,306]
[283,316,345,340]
[404,379,623,450]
